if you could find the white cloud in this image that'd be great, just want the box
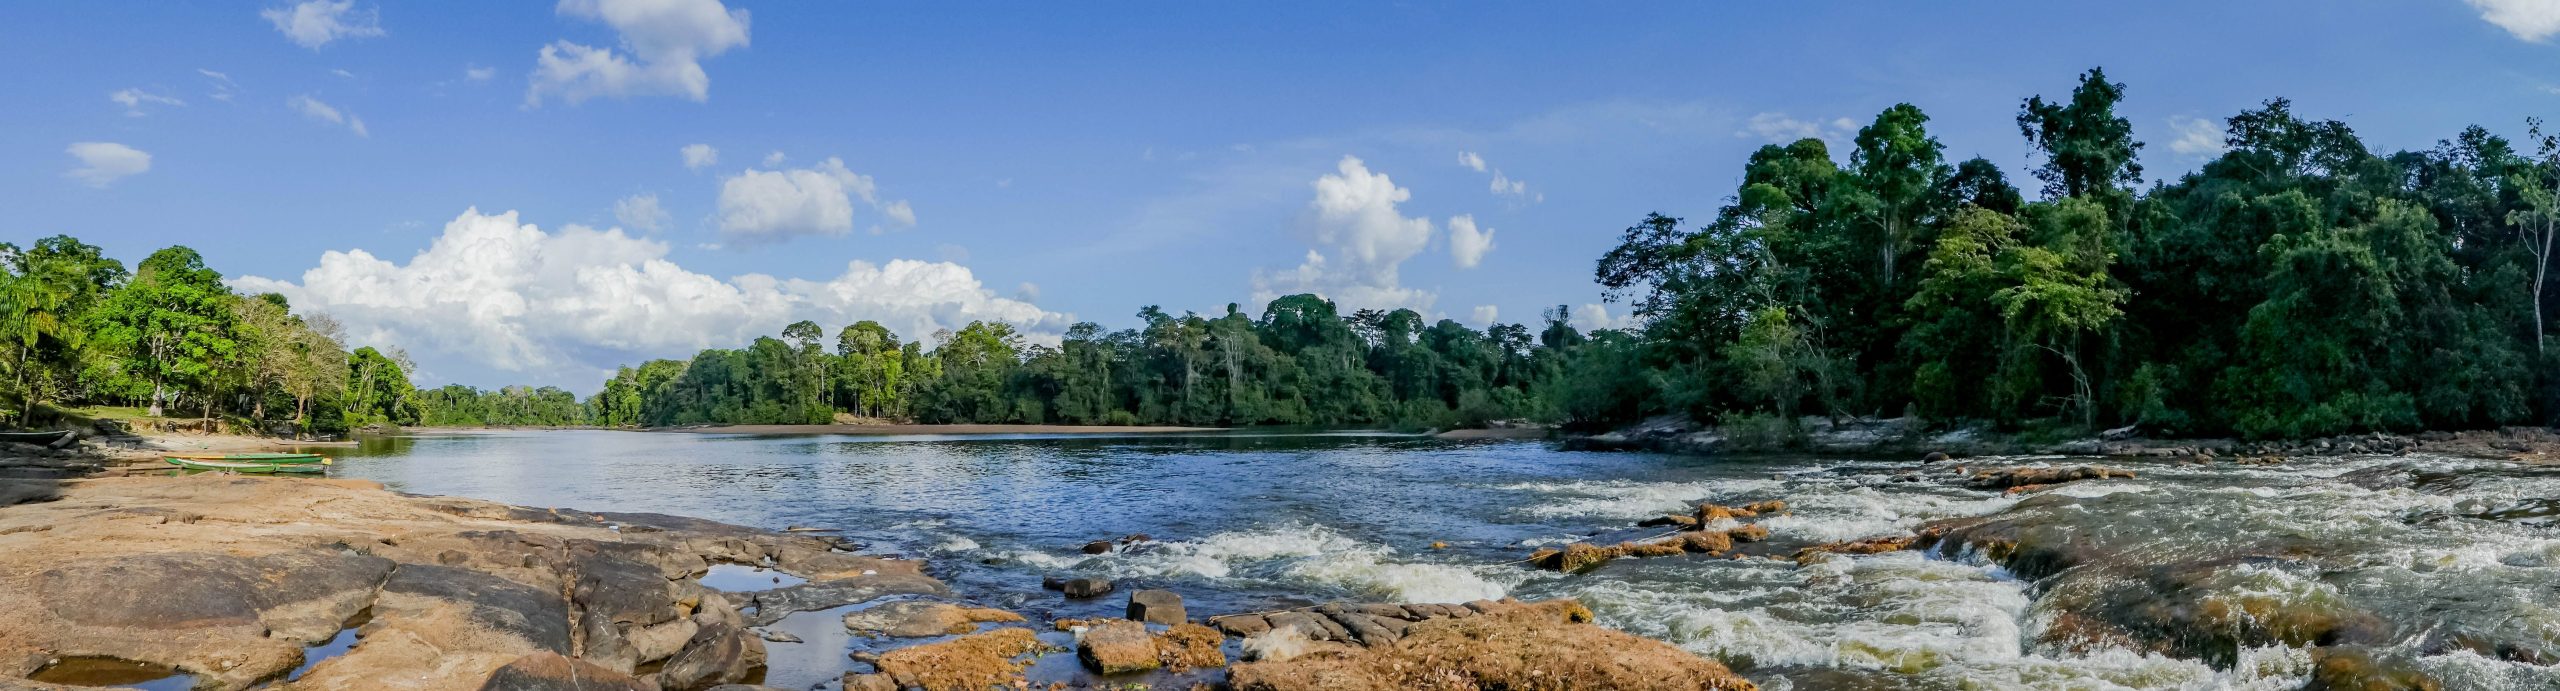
[198,69,240,102]
[64,142,151,188]
[289,94,367,137]
[614,193,672,232]
[1251,156,1438,313]
[234,208,1066,382]
[681,143,718,169]
[527,0,751,106]
[1471,304,1498,326]
[2167,115,2229,158]
[761,150,787,167]
[331,68,357,79]
[1740,112,1856,147]
[1457,151,1486,172]
[2471,0,2560,41]
[466,65,497,81]
[1571,303,1640,332]
[715,157,913,242]
[110,88,184,116]
[1488,170,1530,198]
[261,0,384,49]
[1447,214,1495,269]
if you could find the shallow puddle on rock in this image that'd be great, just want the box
[700,563,807,592]
[756,603,866,689]
[285,618,368,681]
[27,657,194,689]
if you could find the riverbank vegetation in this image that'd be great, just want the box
[0,240,416,437]
[13,68,2560,440]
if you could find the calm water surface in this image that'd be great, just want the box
[327,430,2560,690]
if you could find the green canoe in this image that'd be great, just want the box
[163,456,330,473]
[163,452,329,464]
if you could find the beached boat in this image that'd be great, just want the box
[163,456,330,473]
[0,430,74,445]
[161,452,329,464]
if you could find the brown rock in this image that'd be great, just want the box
[870,627,1042,690]
[1078,620,1163,674]
[1726,524,1771,542]
[1081,540,1114,555]
[1061,577,1113,598]
[1531,542,1617,572]
[655,620,766,690]
[478,651,655,691]
[1209,613,1273,637]
[1157,622,1228,671]
[1791,535,1918,565]
[842,601,1026,637]
[1126,588,1186,625]
[1228,600,1755,691]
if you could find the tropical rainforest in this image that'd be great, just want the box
[8,69,2560,440]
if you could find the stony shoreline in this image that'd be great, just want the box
[0,437,1756,691]
[1561,414,2560,464]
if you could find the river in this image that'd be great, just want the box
[325,430,2560,690]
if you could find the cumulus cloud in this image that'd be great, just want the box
[234,208,1066,383]
[762,150,787,167]
[526,0,751,106]
[261,0,385,49]
[2471,0,2560,41]
[1251,156,1439,312]
[614,193,672,232]
[110,88,184,116]
[289,95,367,137]
[1471,304,1498,326]
[1457,151,1537,202]
[1447,214,1495,269]
[2167,115,2229,158]
[64,142,151,188]
[715,157,914,243]
[1741,112,1856,147]
[1571,303,1640,332]
[681,143,718,169]
[1457,151,1486,172]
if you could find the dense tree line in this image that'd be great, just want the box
[1597,68,2557,439]
[0,239,419,436]
[550,300,1609,430]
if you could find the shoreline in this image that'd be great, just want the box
[650,422,1228,436]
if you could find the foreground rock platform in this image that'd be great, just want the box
[0,475,930,690]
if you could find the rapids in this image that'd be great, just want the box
[327,430,2560,689]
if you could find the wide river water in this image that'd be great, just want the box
[326,430,2560,690]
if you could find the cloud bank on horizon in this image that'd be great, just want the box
[235,208,1067,385]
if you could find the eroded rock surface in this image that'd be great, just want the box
[1226,599,1756,691]
[0,475,943,690]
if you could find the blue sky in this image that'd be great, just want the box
[6,1,2558,391]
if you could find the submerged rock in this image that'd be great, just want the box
[1965,465,2134,491]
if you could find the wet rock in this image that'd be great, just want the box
[1126,588,1186,625]
[1726,524,1771,542]
[1060,577,1113,598]
[1791,535,1918,564]
[1080,540,1113,555]
[1965,465,2134,491]
[729,572,949,627]
[2309,647,2444,690]
[1635,513,1698,528]
[654,620,765,691]
[1228,600,1755,691]
[1922,451,1950,462]
[1156,622,1227,671]
[1077,620,1162,674]
[868,627,1042,690]
[841,601,1026,637]
[1740,499,1788,514]
[477,651,654,691]
[1208,613,1273,637]
[1530,542,1615,572]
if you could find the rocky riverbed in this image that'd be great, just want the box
[0,471,1754,690]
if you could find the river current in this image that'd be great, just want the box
[327,430,2560,690]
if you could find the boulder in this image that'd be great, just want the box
[1061,577,1113,598]
[841,601,1025,637]
[1227,600,1753,691]
[653,620,766,691]
[1126,589,1186,625]
[477,652,655,691]
[868,627,1041,690]
[1080,540,1114,555]
[1077,620,1161,674]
